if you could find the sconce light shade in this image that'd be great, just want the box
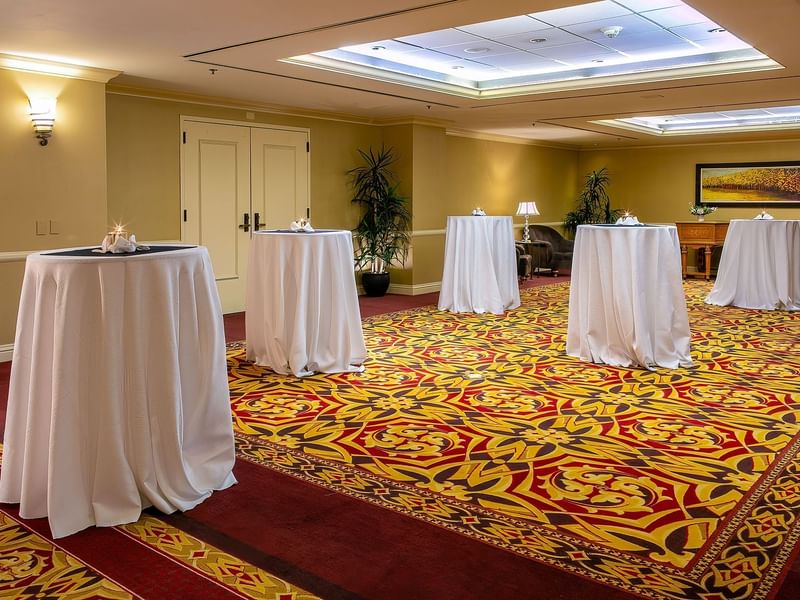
[29,96,56,146]
[516,201,539,243]
[516,201,539,217]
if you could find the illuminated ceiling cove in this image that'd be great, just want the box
[595,105,800,136]
[285,0,780,99]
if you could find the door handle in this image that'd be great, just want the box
[254,212,263,231]
[238,213,250,232]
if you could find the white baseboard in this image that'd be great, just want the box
[388,282,441,296]
[358,281,442,296]
[0,343,13,363]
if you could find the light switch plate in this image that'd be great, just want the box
[36,220,48,235]
[49,220,60,234]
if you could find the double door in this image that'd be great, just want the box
[181,119,309,312]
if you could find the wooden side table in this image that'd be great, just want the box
[675,221,728,279]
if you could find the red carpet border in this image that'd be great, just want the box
[228,280,800,600]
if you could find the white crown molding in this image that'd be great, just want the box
[0,53,120,83]
[108,84,381,127]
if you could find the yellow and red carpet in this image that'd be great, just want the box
[227,280,800,599]
[1,279,799,599]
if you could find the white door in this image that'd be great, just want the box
[251,128,309,231]
[182,119,310,313]
[182,121,251,313]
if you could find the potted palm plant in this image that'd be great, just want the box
[349,146,412,297]
[564,167,620,237]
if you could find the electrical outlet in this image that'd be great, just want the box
[36,220,48,235]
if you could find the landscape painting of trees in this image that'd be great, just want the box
[696,161,800,206]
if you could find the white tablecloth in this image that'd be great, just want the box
[438,216,520,314]
[0,246,237,539]
[246,230,367,377]
[567,225,693,369]
[705,219,800,310]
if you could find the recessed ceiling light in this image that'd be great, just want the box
[529,38,547,44]
[464,47,490,54]
[707,27,726,33]
[371,45,386,51]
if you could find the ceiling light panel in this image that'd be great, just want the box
[497,27,587,50]
[601,30,695,55]
[457,15,549,37]
[433,40,520,60]
[616,0,682,10]
[396,28,476,48]
[531,1,631,26]
[291,0,779,99]
[640,4,707,28]
[532,41,621,62]
[596,105,800,135]
[563,14,661,40]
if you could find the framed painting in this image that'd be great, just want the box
[695,161,800,207]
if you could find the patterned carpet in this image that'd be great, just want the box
[230,280,800,600]
[2,280,798,599]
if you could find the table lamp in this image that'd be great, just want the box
[516,201,539,243]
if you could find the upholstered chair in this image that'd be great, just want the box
[528,225,574,275]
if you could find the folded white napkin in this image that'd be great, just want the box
[94,233,149,254]
[754,211,774,220]
[615,215,640,225]
[289,220,315,232]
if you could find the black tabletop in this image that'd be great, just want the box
[44,245,196,257]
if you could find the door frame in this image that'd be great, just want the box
[179,115,311,243]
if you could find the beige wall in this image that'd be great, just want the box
[0,68,108,346]
[578,140,800,223]
[5,79,800,349]
[445,135,579,223]
[106,91,382,240]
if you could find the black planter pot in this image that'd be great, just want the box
[362,272,390,297]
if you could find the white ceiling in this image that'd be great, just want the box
[4,0,800,147]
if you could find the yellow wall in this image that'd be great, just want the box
[106,91,382,240]
[5,78,800,349]
[578,140,800,223]
[445,135,579,223]
[0,68,108,346]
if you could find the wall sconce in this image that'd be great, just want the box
[516,201,539,243]
[29,96,57,146]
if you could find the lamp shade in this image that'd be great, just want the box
[29,96,56,145]
[516,201,539,217]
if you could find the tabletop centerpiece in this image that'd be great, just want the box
[95,223,148,254]
[690,204,717,222]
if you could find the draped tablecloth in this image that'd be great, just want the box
[438,216,520,314]
[0,246,237,539]
[705,219,800,310]
[246,230,366,377]
[567,225,692,369]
